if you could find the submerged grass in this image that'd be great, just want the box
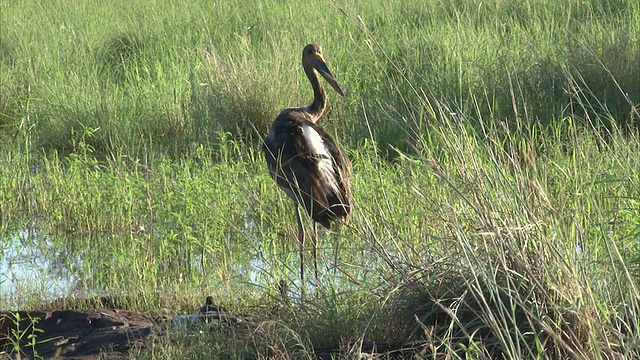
[2,0,640,358]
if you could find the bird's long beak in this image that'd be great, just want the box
[314,54,345,97]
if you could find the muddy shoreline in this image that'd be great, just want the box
[1,309,157,359]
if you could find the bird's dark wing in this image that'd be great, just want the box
[264,115,351,228]
[302,122,352,226]
[264,114,352,228]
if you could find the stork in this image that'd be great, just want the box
[263,44,352,284]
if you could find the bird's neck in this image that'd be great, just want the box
[304,67,327,123]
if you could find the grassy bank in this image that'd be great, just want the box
[2,0,640,358]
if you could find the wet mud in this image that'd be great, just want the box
[1,309,156,359]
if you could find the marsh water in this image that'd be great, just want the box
[1,226,90,308]
[0,221,368,309]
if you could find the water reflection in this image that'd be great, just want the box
[0,226,85,308]
[0,222,373,309]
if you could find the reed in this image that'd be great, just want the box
[1,0,639,358]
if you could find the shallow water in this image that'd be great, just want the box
[0,222,363,309]
[0,226,85,308]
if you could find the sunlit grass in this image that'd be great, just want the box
[2,113,639,357]
[1,0,638,156]
[1,0,640,358]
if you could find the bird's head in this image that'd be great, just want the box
[302,43,345,97]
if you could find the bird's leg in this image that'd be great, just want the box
[296,205,306,285]
[312,221,319,284]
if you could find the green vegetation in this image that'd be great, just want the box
[1,0,640,358]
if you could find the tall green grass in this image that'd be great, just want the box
[1,0,640,358]
[1,0,638,157]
